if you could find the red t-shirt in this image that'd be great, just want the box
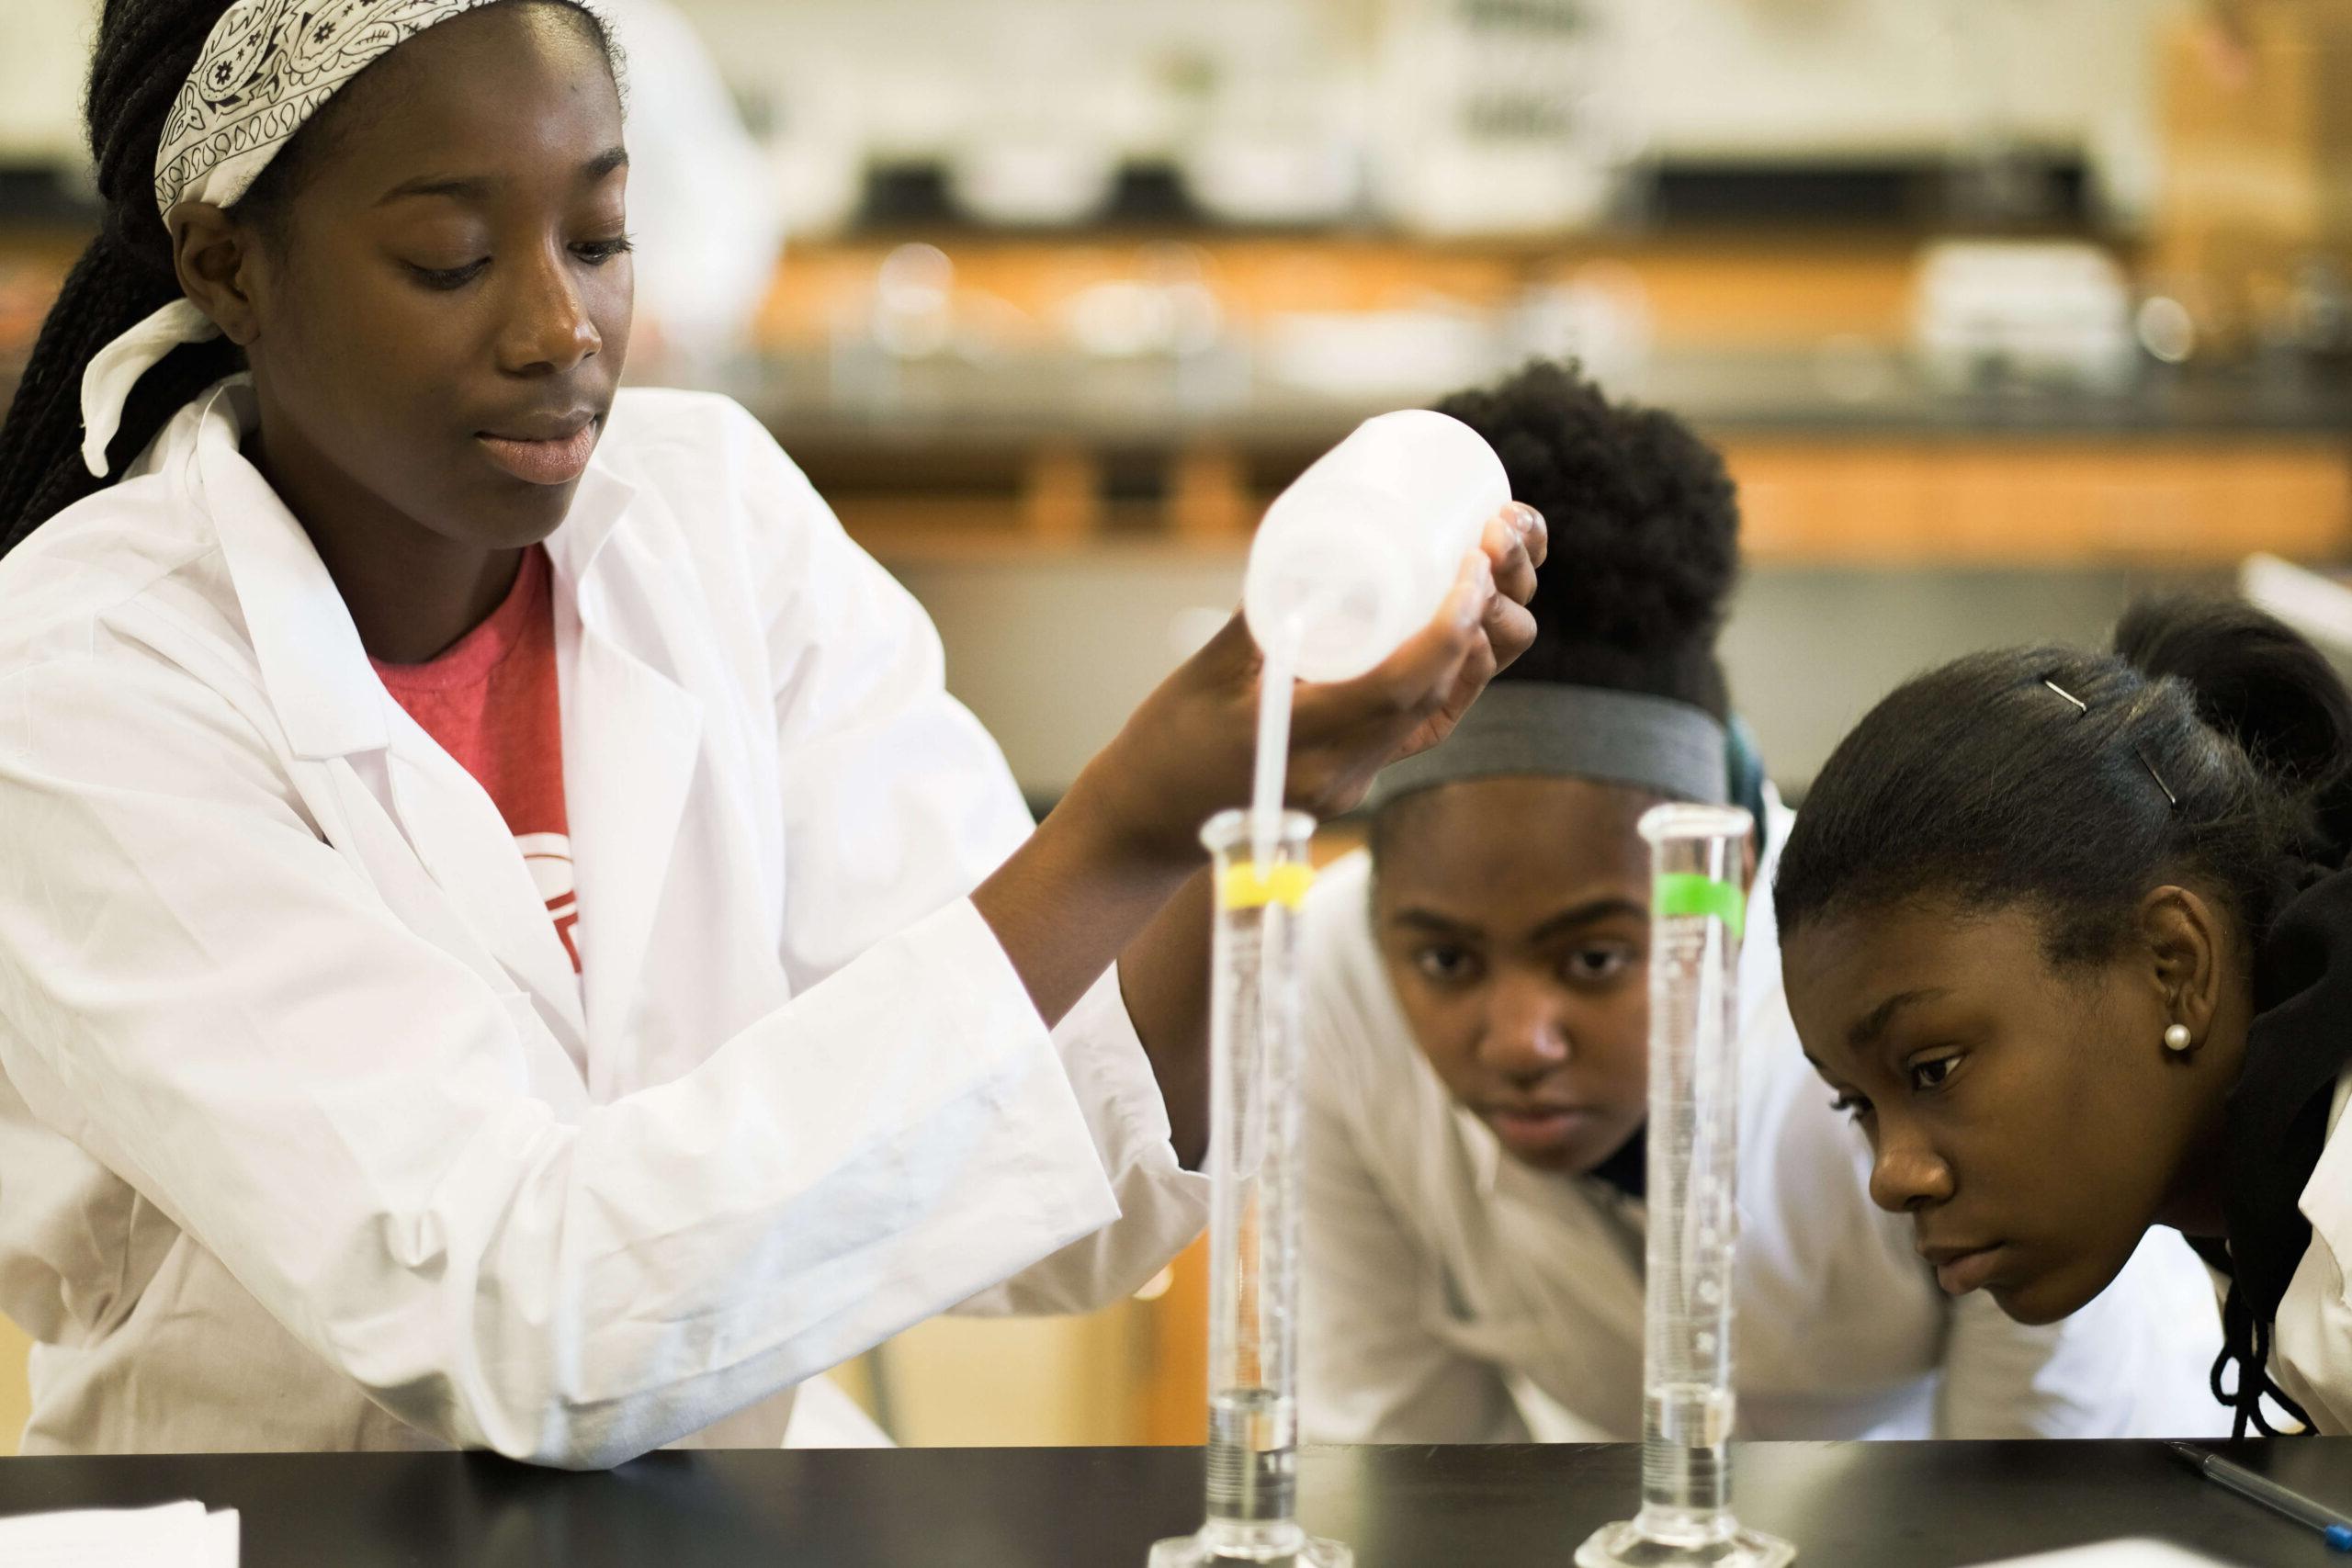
[371,547,580,971]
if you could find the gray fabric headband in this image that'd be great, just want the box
[1368,682,1729,809]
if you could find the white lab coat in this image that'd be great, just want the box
[2269,1070,2352,1433]
[0,380,1207,1465]
[1298,799,2228,1443]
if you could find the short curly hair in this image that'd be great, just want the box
[1433,359,1741,716]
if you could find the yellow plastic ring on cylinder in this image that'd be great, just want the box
[1217,863,1317,911]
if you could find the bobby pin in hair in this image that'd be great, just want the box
[2136,746,2180,809]
[2042,675,2178,810]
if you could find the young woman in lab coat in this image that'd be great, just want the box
[0,1,1543,1463]
[1296,362,2222,1444]
[1778,598,2352,1438]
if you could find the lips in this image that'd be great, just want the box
[1919,1241,2006,1296]
[475,414,601,486]
[1483,1104,1595,1155]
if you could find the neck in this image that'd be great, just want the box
[2154,1093,2234,1240]
[246,421,521,664]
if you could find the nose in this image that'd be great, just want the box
[1866,1112,1955,1214]
[1477,972,1571,1080]
[495,241,601,378]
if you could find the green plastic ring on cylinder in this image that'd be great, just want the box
[1654,872,1745,941]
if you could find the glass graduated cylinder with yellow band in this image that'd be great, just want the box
[1217,862,1318,913]
[1154,808,1351,1568]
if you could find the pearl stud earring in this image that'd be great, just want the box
[2164,1023,2193,1053]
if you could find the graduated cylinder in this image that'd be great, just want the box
[1149,807,1352,1568]
[1577,803,1793,1568]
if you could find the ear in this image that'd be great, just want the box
[2136,885,2226,1045]
[167,202,265,347]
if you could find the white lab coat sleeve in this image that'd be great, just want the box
[735,401,1207,1314]
[1934,1230,2228,1438]
[0,649,1125,1470]
[954,965,1208,1314]
[1934,1292,2121,1438]
[2268,1076,2352,1434]
[1297,994,1526,1444]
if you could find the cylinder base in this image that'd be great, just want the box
[1576,1518,1794,1568]
[1148,1528,1354,1567]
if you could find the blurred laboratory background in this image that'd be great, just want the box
[3,0,2349,1449]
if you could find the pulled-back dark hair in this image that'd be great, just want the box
[1776,594,2352,1438]
[1776,595,2352,965]
[0,0,615,555]
[1432,358,1740,718]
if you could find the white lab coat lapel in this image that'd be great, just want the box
[379,716,594,1060]
[190,383,592,1066]
[545,469,705,1099]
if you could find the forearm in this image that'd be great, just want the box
[969,781,1197,1034]
[1114,868,1213,1165]
[970,772,1216,1164]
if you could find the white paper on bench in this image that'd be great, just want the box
[0,1499,238,1566]
[1967,1541,2238,1567]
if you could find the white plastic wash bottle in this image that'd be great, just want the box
[1241,409,1510,682]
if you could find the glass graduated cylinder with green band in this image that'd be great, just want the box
[1580,803,1794,1568]
[1653,873,1745,941]
[1151,809,1352,1568]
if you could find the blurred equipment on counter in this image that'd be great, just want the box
[596,0,786,374]
[2153,0,2352,360]
[1370,0,1629,235]
[1911,240,2137,392]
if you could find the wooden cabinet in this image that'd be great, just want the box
[1724,437,2352,566]
[816,434,2352,569]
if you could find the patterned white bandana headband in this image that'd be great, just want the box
[79,0,503,477]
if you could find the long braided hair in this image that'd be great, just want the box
[0,0,261,550]
[0,0,616,558]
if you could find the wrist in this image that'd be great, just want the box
[1056,757,1203,880]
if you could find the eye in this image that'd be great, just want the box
[408,258,488,291]
[572,234,634,266]
[1908,1053,1962,1094]
[1900,1053,1956,1090]
[1561,943,1634,985]
[1829,1092,1872,1124]
[1413,945,1482,987]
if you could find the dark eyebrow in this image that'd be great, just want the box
[1848,987,1950,1050]
[1388,896,1647,946]
[1390,909,1482,941]
[1528,897,1648,945]
[379,173,494,206]
[379,147,628,207]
